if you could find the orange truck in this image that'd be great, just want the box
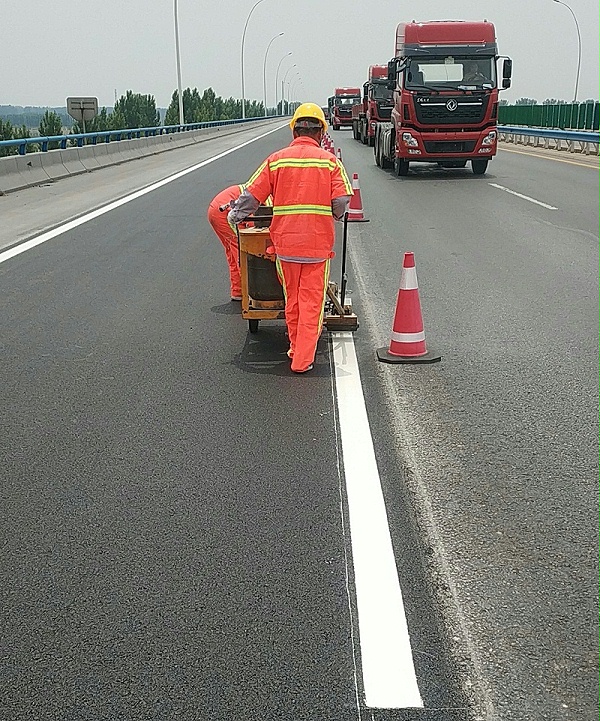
[352,65,394,146]
[374,20,512,175]
[328,87,361,130]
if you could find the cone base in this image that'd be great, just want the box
[347,217,370,223]
[376,347,442,364]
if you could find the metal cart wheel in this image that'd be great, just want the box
[248,319,259,333]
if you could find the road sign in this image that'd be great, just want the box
[66,97,98,124]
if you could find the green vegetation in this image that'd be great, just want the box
[39,110,63,149]
[0,118,33,156]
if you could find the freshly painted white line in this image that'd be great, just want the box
[0,124,284,266]
[488,182,558,210]
[332,332,422,709]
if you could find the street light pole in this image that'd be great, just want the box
[289,76,300,112]
[281,64,296,116]
[241,0,267,120]
[553,0,582,102]
[275,52,292,115]
[173,0,184,125]
[263,32,284,117]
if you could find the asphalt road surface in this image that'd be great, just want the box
[1,122,597,721]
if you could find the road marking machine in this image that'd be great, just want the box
[235,207,359,334]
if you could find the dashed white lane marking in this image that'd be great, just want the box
[332,332,422,709]
[488,182,559,210]
[0,124,284,266]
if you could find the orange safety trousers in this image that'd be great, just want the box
[276,258,330,372]
[207,203,241,297]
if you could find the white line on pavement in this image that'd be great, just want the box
[488,182,558,210]
[0,124,283,266]
[331,332,422,710]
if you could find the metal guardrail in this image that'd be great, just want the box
[498,125,600,156]
[0,116,276,156]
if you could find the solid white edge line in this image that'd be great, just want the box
[488,182,558,210]
[332,331,422,709]
[0,123,285,266]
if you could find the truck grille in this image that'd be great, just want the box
[377,105,392,119]
[423,140,476,154]
[414,95,489,125]
[337,108,352,117]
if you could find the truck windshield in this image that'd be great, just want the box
[336,97,360,106]
[371,82,393,101]
[404,57,496,89]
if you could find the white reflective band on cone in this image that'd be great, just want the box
[352,177,360,189]
[391,330,425,343]
[399,267,418,290]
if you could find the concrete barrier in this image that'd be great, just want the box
[0,119,281,194]
[76,145,102,171]
[39,151,70,182]
[13,154,52,189]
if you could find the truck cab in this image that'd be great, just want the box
[352,65,394,146]
[330,87,361,130]
[375,20,512,176]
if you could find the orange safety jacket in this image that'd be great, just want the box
[245,136,353,260]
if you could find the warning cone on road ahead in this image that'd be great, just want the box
[347,173,369,223]
[377,252,441,364]
[336,147,343,162]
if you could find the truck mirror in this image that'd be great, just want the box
[502,58,512,80]
[387,59,397,90]
[502,78,512,89]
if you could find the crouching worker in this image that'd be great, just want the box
[207,184,247,301]
[228,103,353,373]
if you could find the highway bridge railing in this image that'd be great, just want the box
[498,102,599,131]
[0,116,280,157]
[497,125,600,156]
[0,116,284,194]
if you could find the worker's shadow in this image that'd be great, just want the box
[231,324,329,377]
[210,302,242,316]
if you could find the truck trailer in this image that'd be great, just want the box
[352,65,394,146]
[329,87,361,131]
[374,20,512,176]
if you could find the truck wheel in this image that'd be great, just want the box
[368,135,375,147]
[352,122,358,140]
[361,123,368,145]
[471,158,489,175]
[394,157,409,176]
[332,123,339,131]
[374,136,382,167]
[248,319,259,333]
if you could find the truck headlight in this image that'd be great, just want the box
[482,130,497,146]
[401,132,419,147]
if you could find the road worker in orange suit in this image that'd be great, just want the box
[228,103,353,373]
[207,184,247,301]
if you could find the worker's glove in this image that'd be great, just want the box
[228,209,245,225]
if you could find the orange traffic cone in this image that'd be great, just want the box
[336,147,343,161]
[347,172,369,223]
[377,252,441,364]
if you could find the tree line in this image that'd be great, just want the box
[1,88,296,156]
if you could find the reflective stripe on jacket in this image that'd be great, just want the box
[245,137,353,260]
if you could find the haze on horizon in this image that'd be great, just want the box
[1,0,598,110]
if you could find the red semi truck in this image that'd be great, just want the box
[352,65,394,146]
[328,87,361,130]
[374,20,512,176]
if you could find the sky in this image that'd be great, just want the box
[1,0,598,110]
